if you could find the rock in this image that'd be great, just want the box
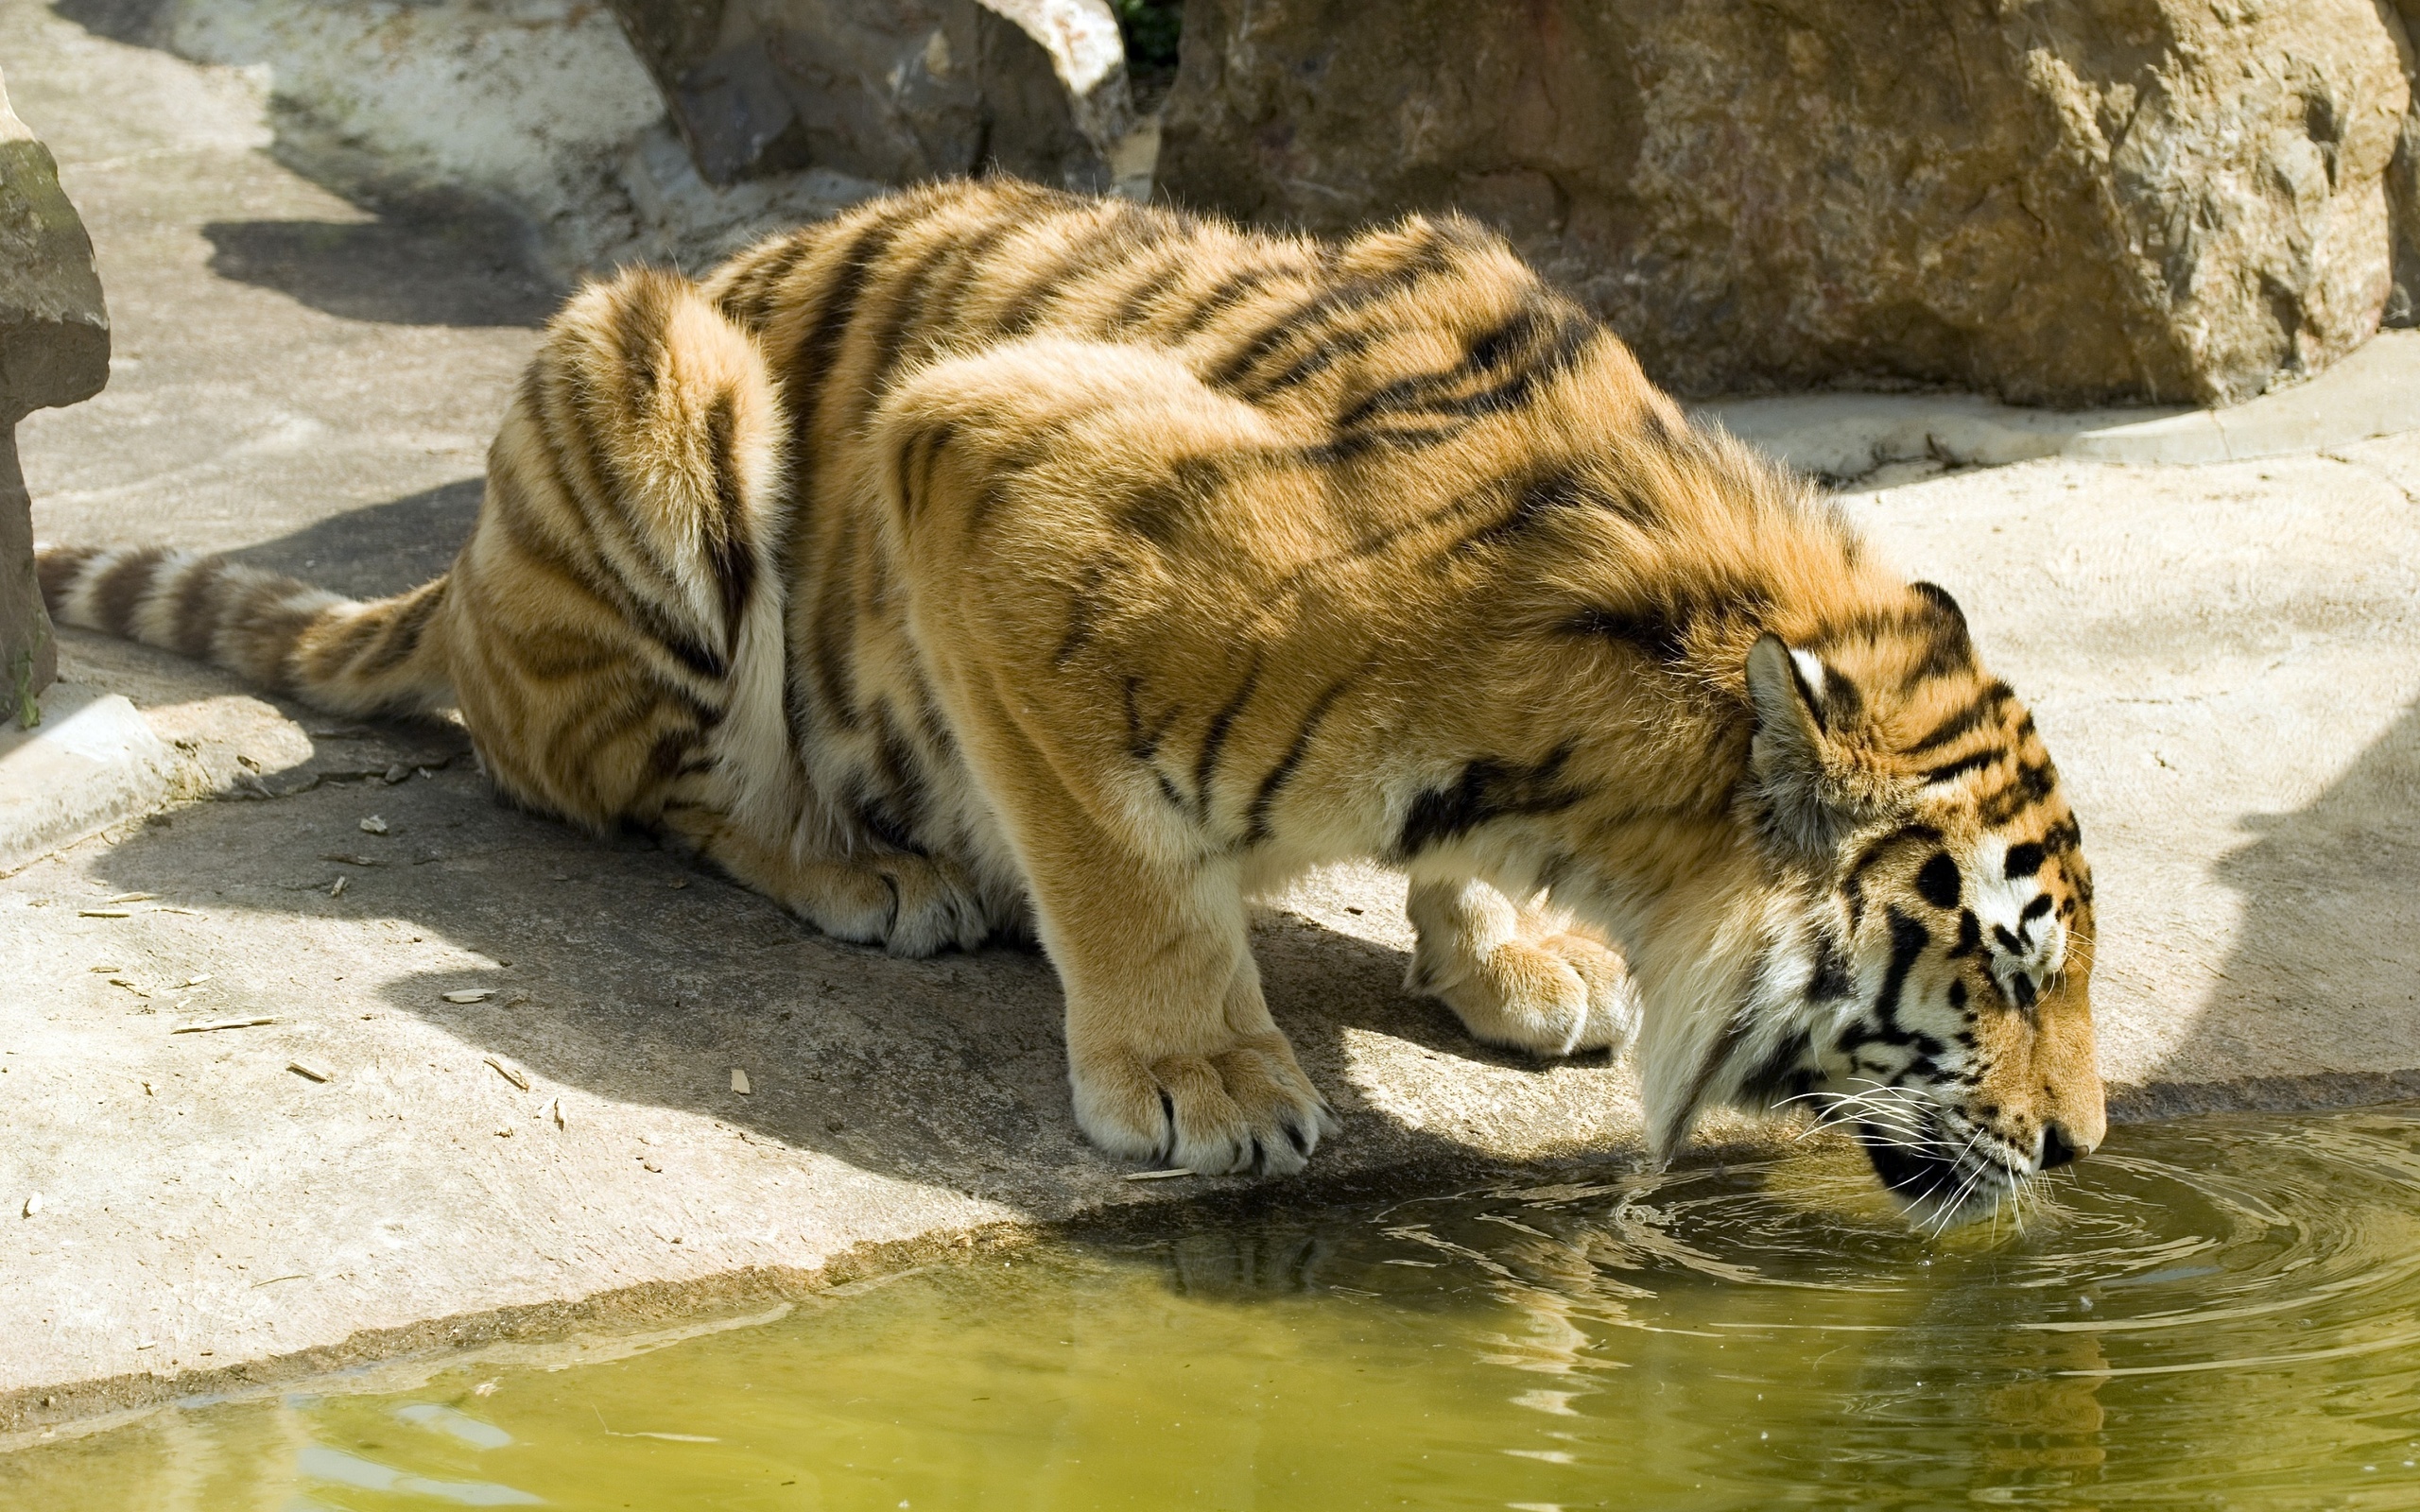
[1159,0,2415,407]
[0,65,110,713]
[605,0,1131,189]
[2388,1,2420,326]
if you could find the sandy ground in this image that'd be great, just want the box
[2,0,2415,1440]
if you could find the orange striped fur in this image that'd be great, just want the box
[41,180,2100,1215]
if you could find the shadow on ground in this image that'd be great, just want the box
[2140,696,2420,1109]
[77,757,1549,1214]
[202,216,558,329]
[54,0,562,333]
[226,477,483,597]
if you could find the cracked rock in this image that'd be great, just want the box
[604,0,1131,190]
[0,64,109,710]
[1159,0,2415,408]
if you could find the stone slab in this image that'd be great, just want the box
[0,681,168,876]
[1701,329,2420,480]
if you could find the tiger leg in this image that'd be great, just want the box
[924,679,1332,1172]
[1013,762,1335,1175]
[1405,878,1640,1058]
[870,335,1335,1170]
[654,794,993,957]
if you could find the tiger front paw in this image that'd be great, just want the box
[1407,881,1640,1058]
[1070,1032,1339,1177]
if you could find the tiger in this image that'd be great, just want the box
[38,177,2103,1223]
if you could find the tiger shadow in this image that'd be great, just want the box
[73,627,1580,1217]
[2164,694,2420,1112]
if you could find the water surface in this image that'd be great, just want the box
[15,1105,2420,1509]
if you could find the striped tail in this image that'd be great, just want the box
[35,545,455,719]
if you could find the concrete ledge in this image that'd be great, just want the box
[0,682,167,875]
[1700,327,2420,478]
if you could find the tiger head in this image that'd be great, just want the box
[1732,582,2102,1227]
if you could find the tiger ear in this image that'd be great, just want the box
[1745,634,1861,852]
[1909,579,1966,627]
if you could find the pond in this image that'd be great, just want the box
[14,1105,2420,1509]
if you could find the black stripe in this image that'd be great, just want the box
[2002,840,2046,879]
[1876,908,1931,1026]
[1914,851,1961,909]
[1192,657,1263,820]
[609,274,668,413]
[1456,470,1591,555]
[1239,323,1386,401]
[1905,680,2013,754]
[1166,264,1294,340]
[809,517,863,726]
[1920,748,2001,786]
[988,206,1144,338]
[722,232,815,327]
[1054,558,1113,668]
[1979,757,2059,826]
[858,232,968,402]
[890,421,953,524]
[1394,744,1583,859]
[702,392,755,650]
[1122,676,1182,762]
[562,679,673,774]
[1897,608,1977,691]
[790,208,913,454]
[914,213,1026,349]
[1206,225,1456,392]
[1807,933,1854,1001]
[855,710,930,854]
[92,547,170,635]
[1334,303,1553,427]
[1264,485,1509,591]
[1434,316,1597,420]
[488,457,631,626]
[1110,238,1208,331]
[1739,1026,1816,1106]
[649,728,696,779]
[169,558,229,658]
[301,608,388,681]
[1565,603,1689,663]
[354,580,446,678]
[1243,673,1355,846]
[36,545,99,612]
[533,346,686,607]
[1841,823,1944,925]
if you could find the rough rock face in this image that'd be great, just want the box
[1160,0,2415,406]
[0,68,108,713]
[607,0,1131,190]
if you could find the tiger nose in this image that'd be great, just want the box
[2038,1122,2090,1171]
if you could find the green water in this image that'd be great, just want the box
[17,1107,2420,1511]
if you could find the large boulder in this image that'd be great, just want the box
[0,67,109,716]
[1159,0,2415,406]
[607,0,1132,189]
